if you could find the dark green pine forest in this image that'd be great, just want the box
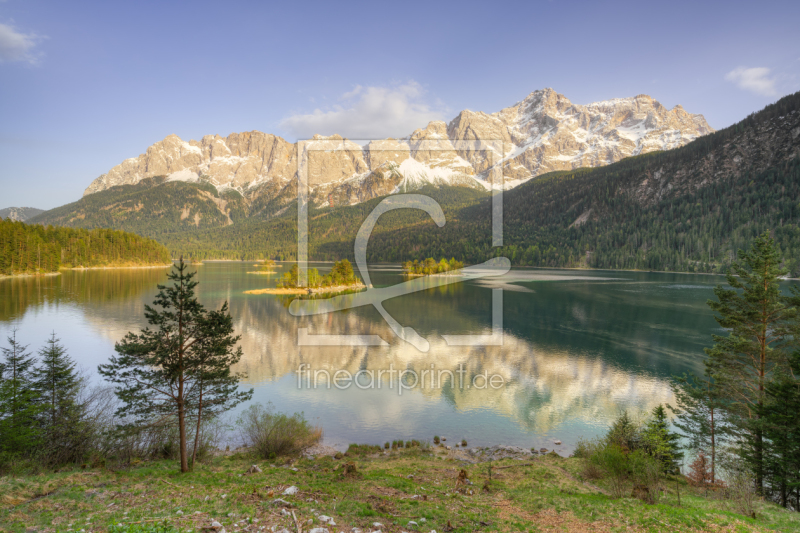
[26,91,800,276]
[0,219,172,276]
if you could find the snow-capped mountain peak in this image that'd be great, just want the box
[82,89,713,207]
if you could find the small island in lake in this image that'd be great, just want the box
[245,259,365,295]
[403,257,464,277]
[247,258,276,274]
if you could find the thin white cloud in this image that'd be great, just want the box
[280,81,446,139]
[0,21,43,65]
[341,85,363,100]
[724,66,777,97]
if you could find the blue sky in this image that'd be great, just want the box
[1,0,799,209]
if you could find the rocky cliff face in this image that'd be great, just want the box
[0,207,44,221]
[456,90,714,185]
[83,88,713,206]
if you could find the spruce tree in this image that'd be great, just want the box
[32,333,85,464]
[704,232,796,492]
[641,404,684,473]
[757,351,800,509]
[0,331,43,454]
[33,333,79,428]
[98,259,253,472]
[669,372,727,483]
[605,410,639,452]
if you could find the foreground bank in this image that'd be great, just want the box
[1,445,798,533]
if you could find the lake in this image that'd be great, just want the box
[0,262,760,454]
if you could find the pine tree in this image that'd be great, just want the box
[669,372,727,483]
[0,331,43,454]
[33,333,79,428]
[98,259,253,472]
[32,333,86,464]
[757,351,800,508]
[704,232,796,492]
[185,301,251,467]
[605,410,639,452]
[641,404,684,473]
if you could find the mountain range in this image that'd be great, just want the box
[80,88,712,207]
[27,89,800,276]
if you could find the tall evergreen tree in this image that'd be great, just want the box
[33,333,79,428]
[98,259,253,473]
[0,331,43,454]
[186,301,251,467]
[32,333,87,464]
[704,232,796,492]
[669,372,727,483]
[757,351,800,509]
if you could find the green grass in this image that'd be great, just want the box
[1,448,798,532]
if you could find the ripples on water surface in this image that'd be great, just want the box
[3,263,780,453]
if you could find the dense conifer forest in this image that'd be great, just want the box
[0,219,172,276]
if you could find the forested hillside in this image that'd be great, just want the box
[0,219,171,276]
[155,185,489,261]
[354,156,800,275]
[29,176,250,236]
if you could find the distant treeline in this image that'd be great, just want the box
[0,219,171,276]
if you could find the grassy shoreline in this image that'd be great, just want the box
[1,446,797,533]
[63,264,173,271]
[0,264,173,280]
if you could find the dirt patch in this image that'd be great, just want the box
[304,444,339,458]
[493,501,631,532]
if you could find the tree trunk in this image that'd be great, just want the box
[177,263,189,473]
[755,275,768,494]
[178,378,188,473]
[754,427,763,494]
[710,403,716,485]
[781,480,787,508]
[191,381,203,469]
